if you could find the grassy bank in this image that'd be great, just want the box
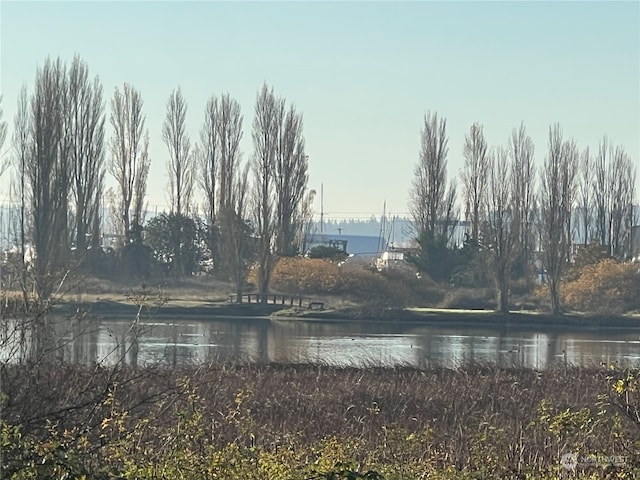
[53,298,284,320]
[47,295,640,331]
[1,363,639,479]
[4,265,635,329]
[273,306,640,330]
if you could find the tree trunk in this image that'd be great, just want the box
[549,279,561,315]
[498,282,510,313]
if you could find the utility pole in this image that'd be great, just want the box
[320,183,324,234]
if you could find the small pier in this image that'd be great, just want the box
[228,293,324,310]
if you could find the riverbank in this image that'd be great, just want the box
[49,296,640,330]
[53,298,284,320]
[273,305,640,329]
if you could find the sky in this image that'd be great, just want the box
[1,0,639,221]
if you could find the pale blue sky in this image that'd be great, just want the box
[1,0,638,220]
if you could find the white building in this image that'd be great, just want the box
[375,250,406,271]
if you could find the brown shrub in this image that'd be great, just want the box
[269,258,445,309]
[270,257,345,294]
[562,259,640,314]
[3,363,639,478]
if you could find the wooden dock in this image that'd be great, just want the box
[228,293,324,310]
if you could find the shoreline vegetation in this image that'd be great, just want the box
[5,244,640,332]
[51,296,640,331]
[3,276,640,478]
[2,363,639,479]
[3,264,640,478]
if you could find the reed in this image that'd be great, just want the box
[1,361,638,478]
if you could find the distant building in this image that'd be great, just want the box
[375,249,406,271]
[306,233,385,256]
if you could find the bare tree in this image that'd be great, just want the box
[407,111,457,281]
[198,93,244,269]
[624,161,638,259]
[0,95,8,177]
[593,138,637,259]
[608,145,635,259]
[163,87,193,217]
[11,86,30,307]
[198,95,220,235]
[594,137,610,248]
[577,146,593,245]
[461,122,488,243]
[409,111,457,242]
[218,93,243,212]
[219,163,253,302]
[27,57,71,302]
[109,83,150,244]
[539,124,578,314]
[66,55,105,253]
[274,103,308,256]
[509,123,536,275]
[484,146,519,313]
[132,141,150,230]
[162,87,195,278]
[251,83,278,302]
[607,147,625,256]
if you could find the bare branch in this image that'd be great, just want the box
[109,83,150,244]
[0,95,8,177]
[577,146,592,245]
[198,95,220,229]
[484,146,519,312]
[539,124,578,314]
[274,103,308,256]
[163,87,193,217]
[509,123,536,277]
[461,122,488,242]
[67,54,106,253]
[27,57,70,301]
[409,111,457,241]
[251,83,278,300]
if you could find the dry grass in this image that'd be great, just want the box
[56,273,233,302]
[268,257,446,310]
[437,287,496,309]
[562,260,640,315]
[2,362,638,478]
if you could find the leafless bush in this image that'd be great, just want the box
[439,287,495,310]
[4,363,639,476]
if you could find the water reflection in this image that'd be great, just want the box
[2,314,639,369]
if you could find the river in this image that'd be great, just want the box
[2,314,639,369]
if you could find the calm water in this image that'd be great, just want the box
[2,315,640,369]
